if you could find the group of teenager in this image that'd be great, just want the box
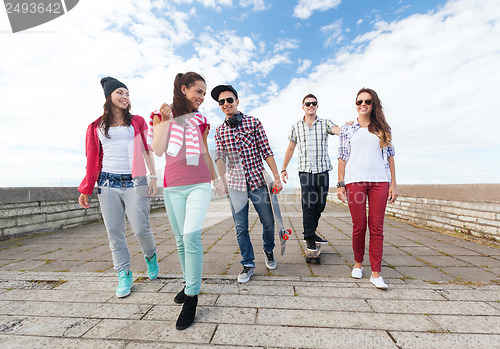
[77,72,397,331]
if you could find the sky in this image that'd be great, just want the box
[1,0,499,188]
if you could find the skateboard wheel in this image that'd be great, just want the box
[272,187,279,193]
[287,229,292,233]
[283,234,289,240]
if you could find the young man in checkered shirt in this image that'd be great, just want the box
[281,93,341,252]
[212,84,283,283]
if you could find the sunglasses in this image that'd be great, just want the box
[356,99,373,106]
[304,101,317,107]
[218,97,234,106]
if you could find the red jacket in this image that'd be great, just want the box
[78,115,151,195]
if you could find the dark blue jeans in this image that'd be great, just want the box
[228,185,275,268]
[299,171,329,239]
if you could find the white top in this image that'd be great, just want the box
[98,126,135,174]
[344,127,390,184]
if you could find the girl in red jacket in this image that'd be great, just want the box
[78,77,159,298]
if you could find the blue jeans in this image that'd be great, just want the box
[163,183,211,296]
[228,185,275,268]
[97,172,156,273]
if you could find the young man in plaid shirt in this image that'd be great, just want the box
[281,93,341,252]
[212,84,282,283]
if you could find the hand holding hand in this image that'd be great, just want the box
[214,179,228,197]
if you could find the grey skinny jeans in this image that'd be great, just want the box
[97,172,156,273]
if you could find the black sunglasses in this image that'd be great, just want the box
[304,101,317,107]
[356,99,373,106]
[218,97,234,106]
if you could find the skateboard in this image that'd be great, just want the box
[305,244,321,264]
[264,172,291,255]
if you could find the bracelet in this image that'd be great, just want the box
[336,181,345,188]
[281,169,287,173]
[212,178,220,186]
[150,175,158,180]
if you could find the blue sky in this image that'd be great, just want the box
[1,0,499,187]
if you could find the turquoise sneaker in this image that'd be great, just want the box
[145,253,159,280]
[116,270,133,298]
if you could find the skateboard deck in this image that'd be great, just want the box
[305,244,321,264]
[264,172,291,255]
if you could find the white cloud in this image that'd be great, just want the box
[249,54,292,76]
[296,59,312,74]
[321,19,344,47]
[171,0,233,9]
[252,0,500,184]
[273,38,300,53]
[0,0,227,187]
[1,0,499,187]
[293,0,341,19]
[239,0,267,12]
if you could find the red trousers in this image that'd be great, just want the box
[346,182,389,272]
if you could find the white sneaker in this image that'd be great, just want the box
[370,276,388,289]
[263,250,276,270]
[238,266,254,283]
[351,267,363,279]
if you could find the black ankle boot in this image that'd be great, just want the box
[176,295,198,330]
[174,286,186,304]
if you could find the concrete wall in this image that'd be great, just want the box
[2,184,499,241]
[324,184,500,242]
[0,187,165,239]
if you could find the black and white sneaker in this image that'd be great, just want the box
[313,235,328,245]
[237,266,254,283]
[306,237,318,252]
[263,250,276,270]
[303,234,328,245]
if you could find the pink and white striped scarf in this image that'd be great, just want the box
[148,110,207,166]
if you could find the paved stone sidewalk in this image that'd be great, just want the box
[0,195,499,348]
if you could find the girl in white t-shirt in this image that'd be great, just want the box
[78,77,159,299]
[337,88,398,289]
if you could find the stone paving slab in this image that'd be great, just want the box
[367,299,500,315]
[389,332,500,349]
[0,335,128,349]
[82,319,217,344]
[211,324,398,348]
[255,308,440,332]
[0,195,500,347]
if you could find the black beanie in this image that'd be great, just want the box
[100,77,127,98]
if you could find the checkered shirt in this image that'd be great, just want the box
[215,113,273,191]
[288,117,337,173]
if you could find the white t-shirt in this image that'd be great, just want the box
[344,127,390,184]
[98,126,135,174]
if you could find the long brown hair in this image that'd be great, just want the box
[357,88,391,147]
[100,94,132,138]
[172,72,205,119]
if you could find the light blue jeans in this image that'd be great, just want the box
[163,183,211,296]
[97,172,157,274]
[228,185,275,268]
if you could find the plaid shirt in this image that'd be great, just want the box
[289,117,337,173]
[215,112,273,191]
[338,121,395,179]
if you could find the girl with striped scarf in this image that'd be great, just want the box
[151,72,217,330]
